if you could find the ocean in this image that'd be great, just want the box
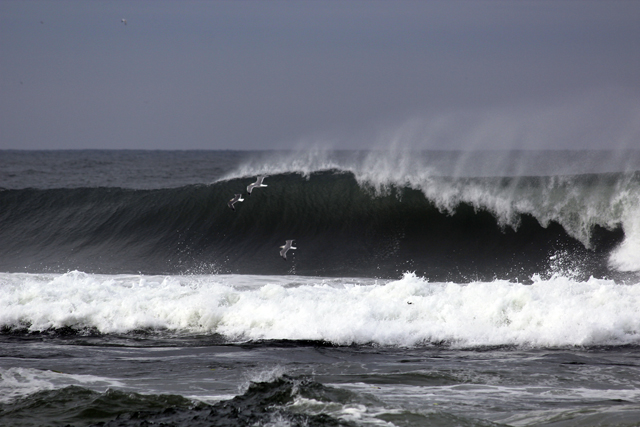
[2,149,640,426]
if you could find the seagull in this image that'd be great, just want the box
[121,18,127,25]
[247,175,267,195]
[227,194,244,211]
[279,240,296,260]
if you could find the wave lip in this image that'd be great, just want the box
[2,272,640,348]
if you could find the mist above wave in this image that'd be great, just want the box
[224,148,640,181]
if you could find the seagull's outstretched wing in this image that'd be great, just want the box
[279,240,296,260]
[227,194,244,211]
[247,175,267,195]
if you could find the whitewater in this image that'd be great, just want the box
[3,271,640,348]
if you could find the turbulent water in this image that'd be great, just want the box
[2,149,640,426]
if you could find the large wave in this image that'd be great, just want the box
[1,149,639,280]
[224,149,640,276]
[0,170,629,280]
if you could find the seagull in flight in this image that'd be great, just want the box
[279,240,296,260]
[227,194,244,211]
[121,18,127,25]
[247,175,267,195]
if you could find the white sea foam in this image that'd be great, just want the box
[2,271,640,348]
[0,366,124,404]
[609,204,640,272]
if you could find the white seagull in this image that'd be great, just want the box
[121,18,127,25]
[247,175,267,195]
[279,240,296,260]
[227,194,244,211]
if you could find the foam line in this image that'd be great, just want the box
[2,272,640,347]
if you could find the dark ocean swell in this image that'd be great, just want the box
[0,376,353,427]
[0,171,629,281]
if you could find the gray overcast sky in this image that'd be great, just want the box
[1,0,639,150]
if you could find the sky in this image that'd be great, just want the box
[1,0,639,151]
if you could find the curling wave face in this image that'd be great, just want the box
[225,149,640,275]
[0,149,639,279]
